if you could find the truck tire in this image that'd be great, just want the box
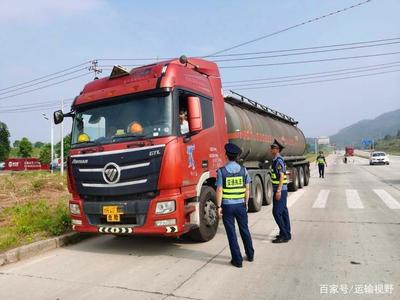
[188,186,219,242]
[263,175,273,205]
[288,167,299,192]
[248,175,263,212]
[304,165,310,186]
[297,166,305,189]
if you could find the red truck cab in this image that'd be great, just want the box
[56,57,228,241]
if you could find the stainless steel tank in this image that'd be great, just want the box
[225,101,306,163]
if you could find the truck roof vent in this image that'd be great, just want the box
[109,65,130,79]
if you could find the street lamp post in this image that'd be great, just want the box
[42,113,54,174]
[60,99,64,176]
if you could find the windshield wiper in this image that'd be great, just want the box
[111,133,148,142]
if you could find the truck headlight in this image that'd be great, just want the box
[69,204,81,215]
[155,201,175,214]
[155,219,176,226]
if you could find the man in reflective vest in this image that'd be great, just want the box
[270,139,291,243]
[216,143,254,268]
[316,151,327,178]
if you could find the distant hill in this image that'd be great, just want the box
[330,109,400,146]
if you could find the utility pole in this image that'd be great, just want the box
[60,99,64,176]
[88,60,102,79]
[42,113,54,174]
[315,137,318,155]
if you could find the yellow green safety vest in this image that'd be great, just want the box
[271,157,288,185]
[221,166,247,200]
[317,156,325,164]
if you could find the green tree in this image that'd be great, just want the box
[13,140,20,148]
[18,137,33,158]
[56,135,71,158]
[39,143,51,164]
[34,141,45,148]
[0,122,11,161]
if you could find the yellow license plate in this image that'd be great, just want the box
[103,205,123,223]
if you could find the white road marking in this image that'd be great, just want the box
[312,190,330,208]
[346,189,364,209]
[373,189,400,209]
[287,189,307,208]
[263,189,307,242]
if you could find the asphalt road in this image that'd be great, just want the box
[1,154,399,300]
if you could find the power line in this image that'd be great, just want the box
[204,0,373,57]
[230,68,400,90]
[0,68,88,96]
[223,62,400,87]
[0,100,73,114]
[207,37,400,58]
[213,41,400,62]
[0,61,90,92]
[0,98,74,110]
[219,51,400,69]
[96,37,400,62]
[0,72,92,101]
[223,61,400,84]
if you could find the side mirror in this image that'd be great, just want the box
[187,96,203,133]
[54,110,64,124]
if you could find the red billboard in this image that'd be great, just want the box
[4,158,50,171]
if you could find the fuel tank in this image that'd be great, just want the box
[224,96,306,163]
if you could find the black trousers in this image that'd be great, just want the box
[318,164,325,177]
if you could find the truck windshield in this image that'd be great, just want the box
[71,93,172,147]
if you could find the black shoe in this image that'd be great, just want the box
[272,237,289,243]
[230,260,243,268]
[247,256,254,262]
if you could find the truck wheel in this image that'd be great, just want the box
[304,165,310,186]
[263,176,273,205]
[288,168,299,192]
[297,166,305,189]
[188,186,219,242]
[248,175,263,212]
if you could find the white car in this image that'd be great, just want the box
[369,151,390,165]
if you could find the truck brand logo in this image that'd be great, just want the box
[149,150,161,156]
[72,159,88,164]
[102,162,121,184]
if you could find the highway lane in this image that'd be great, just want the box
[0,154,399,300]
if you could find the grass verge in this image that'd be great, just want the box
[0,171,71,253]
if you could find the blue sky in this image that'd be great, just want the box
[0,0,399,143]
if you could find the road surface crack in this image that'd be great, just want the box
[0,271,200,300]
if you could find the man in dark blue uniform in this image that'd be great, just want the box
[270,139,291,243]
[316,151,327,178]
[216,143,254,268]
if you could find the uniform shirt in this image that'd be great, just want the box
[317,155,326,165]
[216,161,251,204]
[272,153,287,191]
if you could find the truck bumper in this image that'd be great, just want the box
[69,191,195,238]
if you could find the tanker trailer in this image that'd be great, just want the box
[224,91,310,212]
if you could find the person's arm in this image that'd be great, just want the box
[275,173,284,201]
[217,186,223,216]
[216,169,223,217]
[245,184,250,209]
[275,160,285,201]
[324,156,327,167]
